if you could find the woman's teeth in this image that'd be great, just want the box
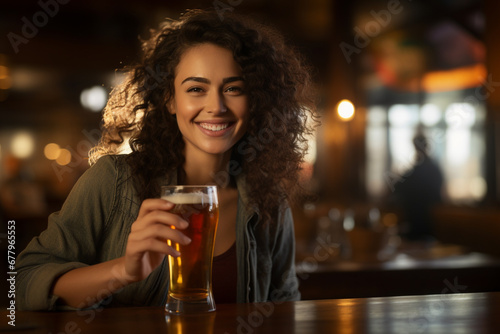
[199,123,229,131]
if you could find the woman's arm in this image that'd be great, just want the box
[16,156,189,310]
[51,257,130,308]
[17,156,119,310]
[52,199,191,309]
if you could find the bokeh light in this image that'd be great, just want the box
[445,103,476,128]
[80,85,107,112]
[56,148,72,166]
[0,65,11,89]
[44,143,61,160]
[420,103,442,126]
[11,131,35,159]
[337,99,355,121]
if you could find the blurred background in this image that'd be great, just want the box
[1,0,499,303]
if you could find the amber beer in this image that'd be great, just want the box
[162,185,219,313]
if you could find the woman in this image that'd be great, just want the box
[16,9,316,310]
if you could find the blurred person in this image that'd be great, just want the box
[16,9,317,310]
[394,128,444,242]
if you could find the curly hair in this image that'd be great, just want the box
[89,9,317,221]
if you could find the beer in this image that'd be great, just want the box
[162,186,219,313]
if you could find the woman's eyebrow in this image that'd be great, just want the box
[180,76,244,85]
[181,76,210,85]
[222,76,244,84]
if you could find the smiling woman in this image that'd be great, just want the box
[171,44,249,160]
[91,9,317,218]
[16,9,317,311]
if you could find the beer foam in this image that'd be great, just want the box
[162,192,213,204]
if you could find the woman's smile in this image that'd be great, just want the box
[196,121,236,136]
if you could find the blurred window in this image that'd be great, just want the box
[366,100,487,204]
[361,0,486,204]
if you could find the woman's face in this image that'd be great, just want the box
[169,43,249,160]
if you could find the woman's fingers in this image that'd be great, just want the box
[124,198,191,281]
[128,223,191,247]
[143,209,188,230]
[132,199,188,232]
[136,198,173,219]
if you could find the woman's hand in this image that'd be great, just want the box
[121,199,191,283]
[51,199,190,309]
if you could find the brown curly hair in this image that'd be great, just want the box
[89,9,317,221]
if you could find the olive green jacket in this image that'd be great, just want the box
[16,155,300,310]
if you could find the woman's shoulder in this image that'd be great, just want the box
[92,153,128,166]
[89,154,131,175]
[71,154,132,197]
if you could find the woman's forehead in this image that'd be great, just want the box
[175,43,242,81]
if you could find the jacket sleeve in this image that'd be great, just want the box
[269,206,301,302]
[16,156,118,310]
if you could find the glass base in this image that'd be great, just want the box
[165,293,216,314]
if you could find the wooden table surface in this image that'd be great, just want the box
[3,292,500,333]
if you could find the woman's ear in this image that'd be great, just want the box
[167,98,176,115]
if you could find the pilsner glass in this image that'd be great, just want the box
[161,185,219,314]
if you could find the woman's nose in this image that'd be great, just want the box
[206,90,227,114]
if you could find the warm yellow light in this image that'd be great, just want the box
[0,65,8,79]
[176,243,183,284]
[0,77,11,90]
[422,63,486,92]
[11,131,35,159]
[56,148,72,166]
[44,143,61,160]
[0,65,11,90]
[337,99,355,121]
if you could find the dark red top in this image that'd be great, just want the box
[212,242,237,304]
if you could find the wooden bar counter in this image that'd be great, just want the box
[296,240,500,300]
[3,292,500,333]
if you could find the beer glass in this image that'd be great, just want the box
[161,185,219,314]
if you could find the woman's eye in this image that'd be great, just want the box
[187,87,204,93]
[225,86,244,94]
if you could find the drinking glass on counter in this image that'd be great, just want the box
[161,185,219,314]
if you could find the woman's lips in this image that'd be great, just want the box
[196,122,236,136]
[199,122,230,131]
